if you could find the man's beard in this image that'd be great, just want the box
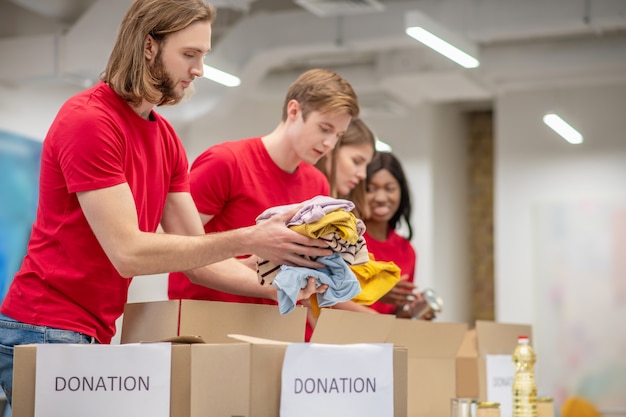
[150,51,194,106]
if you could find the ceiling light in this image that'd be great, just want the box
[294,0,385,17]
[375,138,392,153]
[405,10,479,69]
[543,113,583,144]
[202,65,241,87]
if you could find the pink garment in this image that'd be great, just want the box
[255,195,354,226]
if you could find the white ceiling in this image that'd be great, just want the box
[1,0,625,121]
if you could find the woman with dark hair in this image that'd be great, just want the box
[364,152,433,319]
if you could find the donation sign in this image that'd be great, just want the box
[35,343,171,417]
[485,354,515,417]
[281,343,394,417]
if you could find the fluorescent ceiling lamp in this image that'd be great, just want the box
[543,113,583,144]
[202,64,241,87]
[294,0,385,17]
[405,10,479,69]
[375,138,392,152]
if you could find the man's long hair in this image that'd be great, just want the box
[102,0,216,106]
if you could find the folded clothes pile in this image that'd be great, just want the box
[256,195,399,315]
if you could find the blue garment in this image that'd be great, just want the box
[0,313,99,406]
[271,253,362,314]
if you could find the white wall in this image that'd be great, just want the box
[363,103,470,322]
[495,83,626,324]
[495,83,626,409]
[0,84,82,141]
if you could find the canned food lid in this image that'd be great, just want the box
[477,402,500,408]
[537,397,553,403]
[451,398,475,404]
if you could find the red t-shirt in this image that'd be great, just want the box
[364,228,417,315]
[168,137,330,304]
[1,82,190,343]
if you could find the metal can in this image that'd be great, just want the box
[537,397,555,417]
[451,397,474,417]
[476,402,500,417]
[413,287,444,319]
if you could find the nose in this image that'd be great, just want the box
[192,60,204,78]
[373,188,386,202]
[356,166,367,180]
[322,134,340,150]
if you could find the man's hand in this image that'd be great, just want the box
[248,207,332,268]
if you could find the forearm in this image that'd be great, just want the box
[184,258,277,301]
[332,301,378,314]
[114,226,258,277]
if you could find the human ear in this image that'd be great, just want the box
[286,99,301,120]
[144,34,158,61]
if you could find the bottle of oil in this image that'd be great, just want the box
[512,335,537,417]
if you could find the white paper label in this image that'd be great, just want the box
[35,343,171,417]
[485,354,515,417]
[280,343,394,417]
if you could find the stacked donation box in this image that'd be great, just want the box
[456,320,533,417]
[11,299,530,417]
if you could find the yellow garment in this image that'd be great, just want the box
[290,209,359,244]
[309,253,400,318]
[350,254,401,305]
[561,397,600,417]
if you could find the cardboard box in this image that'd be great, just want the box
[13,333,407,417]
[186,334,409,417]
[188,334,291,417]
[120,299,307,344]
[455,320,533,400]
[12,336,205,417]
[387,319,467,417]
[120,301,406,415]
[311,309,465,417]
[12,335,286,417]
[312,311,408,417]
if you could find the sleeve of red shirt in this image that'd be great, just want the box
[57,110,127,194]
[189,143,237,216]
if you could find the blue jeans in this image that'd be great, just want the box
[0,313,98,406]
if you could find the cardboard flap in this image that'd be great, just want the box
[121,299,181,343]
[475,320,532,355]
[387,320,467,358]
[160,335,206,344]
[310,309,396,344]
[180,300,306,343]
[12,345,37,417]
[456,329,477,357]
[227,334,290,345]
